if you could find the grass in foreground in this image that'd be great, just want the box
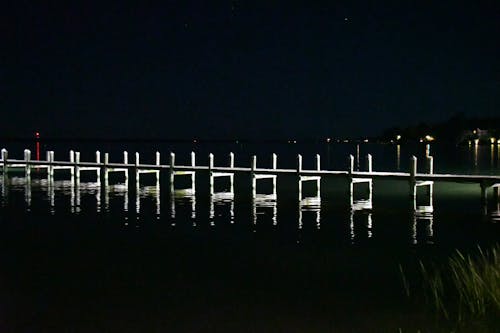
[401,244,500,329]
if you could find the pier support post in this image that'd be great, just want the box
[208,153,214,196]
[103,152,109,188]
[191,151,196,193]
[1,149,7,174]
[426,156,434,200]
[229,152,234,193]
[251,155,257,197]
[135,152,140,187]
[123,151,129,181]
[169,152,175,194]
[155,151,161,183]
[348,154,354,206]
[272,153,277,196]
[74,152,80,183]
[297,154,303,200]
[24,149,31,179]
[410,156,417,200]
[69,150,75,178]
[95,151,101,184]
[367,154,373,201]
[315,154,321,197]
[48,151,55,180]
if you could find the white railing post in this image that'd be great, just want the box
[209,153,214,195]
[367,154,372,173]
[96,151,101,164]
[24,149,31,178]
[156,151,160,166]
[410,156,417,199]
[103,153,109,185]
[251,155,257,197]
[348,154,354,175]
[1,149,7,174]
[135,152,140,186]
[169,152,175,193]
[190,151,196,192]
[272,153,277,195]
[297,154,303,200]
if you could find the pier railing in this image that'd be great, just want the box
[1,148,500,213]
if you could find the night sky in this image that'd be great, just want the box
[2,1,499,140]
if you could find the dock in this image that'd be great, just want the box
[1,148,500,218]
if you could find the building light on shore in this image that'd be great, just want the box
[396,135,401,140]
[326,138,331,143]
[490,137,496,144]
[474,139,479,146]
[424,135,435,142]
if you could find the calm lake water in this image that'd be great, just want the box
[0,141,499,332]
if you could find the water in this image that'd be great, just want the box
[0,141,499,332]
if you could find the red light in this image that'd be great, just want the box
[35,132,40,138]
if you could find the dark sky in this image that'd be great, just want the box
[2,1,499,139]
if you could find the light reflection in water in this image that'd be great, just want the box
[135,179,161,219]
[209,192,235,226]
[252,194,277,227]
[170,188,196,226]
[298,196,321,230]
[104,183,129,213]
[411,208,434,245]
[349,201,373,243]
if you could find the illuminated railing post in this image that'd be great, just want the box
[24,149,31,178]
[316,154,321,197]
[251,155,257,197]
[1,149,7,174]
[169,152,175,193]
[348,155,354,206]
[103,152,109,187]
[135,152,140,186]
[426,156,434,199]
[410,156,417,200]
[95,151,101,184]
[208,153,214,195]
[69,150,75,178]
[191,151,196,192]
[74,151,81,182]
[48,151,55,179]
[272,153,277,196]
[123,151,129,181]
[297,154,303,200]
[229,152,234,193]
[367,154,373,202]
[155,151,160,183]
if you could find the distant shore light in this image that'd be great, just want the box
[396,135,401,140]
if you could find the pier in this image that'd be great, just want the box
[1,148,500,218]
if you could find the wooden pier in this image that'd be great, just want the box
[1,148,500,216]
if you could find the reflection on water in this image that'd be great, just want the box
[170,189,196,223]
[252,194,277,226]
[299,196,321,230]
[1,170,498,245]
[209,192,234,226]
[136,179,160,219]
[411,209,434,245]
